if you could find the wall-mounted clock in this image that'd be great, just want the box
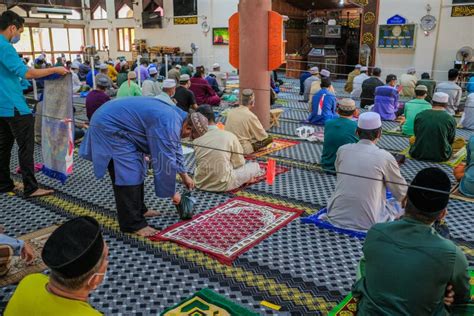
[420,14,437,32]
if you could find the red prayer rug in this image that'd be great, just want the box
[227,162,290,193]
[246,138,299,159]
[150,197,304,265]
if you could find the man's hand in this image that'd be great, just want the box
[444,284,455,306]
[20,243,35,264]
[180,173,195,190]
[53,67,70,76]
[172,192,181,205]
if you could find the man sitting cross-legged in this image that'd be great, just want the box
[225,89,273,155]
[410,92,457,162]
[353,168,471,315]
[321,98,359,173]
[5,216,109,315]
[325,112,407,231]
[194,105,263,192]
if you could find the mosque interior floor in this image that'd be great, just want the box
[0,78,473,315]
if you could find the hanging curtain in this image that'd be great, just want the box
[90,0,107,12]
[115,0,133,14]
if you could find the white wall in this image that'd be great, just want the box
[87,0,238,72]
[135,0,238,72]
[376,0,474,81]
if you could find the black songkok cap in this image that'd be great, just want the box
[407,168,451,213]
[42,216,104,278]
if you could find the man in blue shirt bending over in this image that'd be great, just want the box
[0,11,68,198]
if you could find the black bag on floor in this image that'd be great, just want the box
[175,190,196,220]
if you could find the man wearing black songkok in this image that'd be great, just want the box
[5,216,108,315]
[352,168,471,315]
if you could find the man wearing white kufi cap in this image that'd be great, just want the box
[141,67,162,97]
[410,92,458,162]
[156,79,177,106]
[324,112,407,231]
[208,62,227,91]
[351,66,370,100]
[302,66,320,102]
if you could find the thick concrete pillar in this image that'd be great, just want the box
[239,0,271,130]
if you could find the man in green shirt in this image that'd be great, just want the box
[417,72,437,103]
[117,71,142,98]
[401,85,432,136]
[353,168,471,315]
[321,98,359,173]
[410,92,456,162]
[5,216,109,316]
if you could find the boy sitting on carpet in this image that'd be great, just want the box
[321,98,359,173]
[353,168,471,315]
[225,89,273,155]
[325,112,407,231]
[5,216,108,315]
[410,92,458,162]
[194,105,262,192]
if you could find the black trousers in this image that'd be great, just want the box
[0,112,38,196]
[107,160,148,233]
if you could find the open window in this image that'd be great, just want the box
[116,0,134,19]
[91,0,107,19]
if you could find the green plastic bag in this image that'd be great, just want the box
[175,190,196,220]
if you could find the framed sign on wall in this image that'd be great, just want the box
[378,24,416,49]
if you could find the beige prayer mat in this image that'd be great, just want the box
[0,225,58,287]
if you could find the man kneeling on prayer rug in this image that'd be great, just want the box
[410,92,463,162]
[225,89,273,155]
[353,168,471,315]
[324,112,407,231]
[79,97,204,237]
[193,105,263,192]
[5,217,108,315]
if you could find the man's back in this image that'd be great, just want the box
[417,79,436,102]
[174,86,196,112]
[327,140,407,230]
[5,274,102,316]
[400,73,417,97]
[373,86,399,121]
[354,218,470,316]
[225,105,268,154]
[321,118,358,172]
[194,128,244,192]
[351,73,369,98]
[402,99,432,136]
[410,110,456,162]
[361,77,384,108]
[436,81,462,115]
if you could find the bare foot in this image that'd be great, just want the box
[135,226,158,237]
[28,188,54,198]
[14,183,24,192]
[144,210,160,218]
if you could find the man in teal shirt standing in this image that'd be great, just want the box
[401,85,432,136]
[321,98,359,173]
[0,11,68,198]
[353,168,471,315]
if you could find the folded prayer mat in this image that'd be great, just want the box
[41,74,74,184]
[161,288,259,316]
[227,162,289,193]
[301,208,367,239]
[246,138,299,159]
[400,146,467,168]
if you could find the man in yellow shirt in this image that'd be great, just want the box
[225,89,273,155]
[106,60,118,82]
[194,105,262,192]
[5,216,108,316]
